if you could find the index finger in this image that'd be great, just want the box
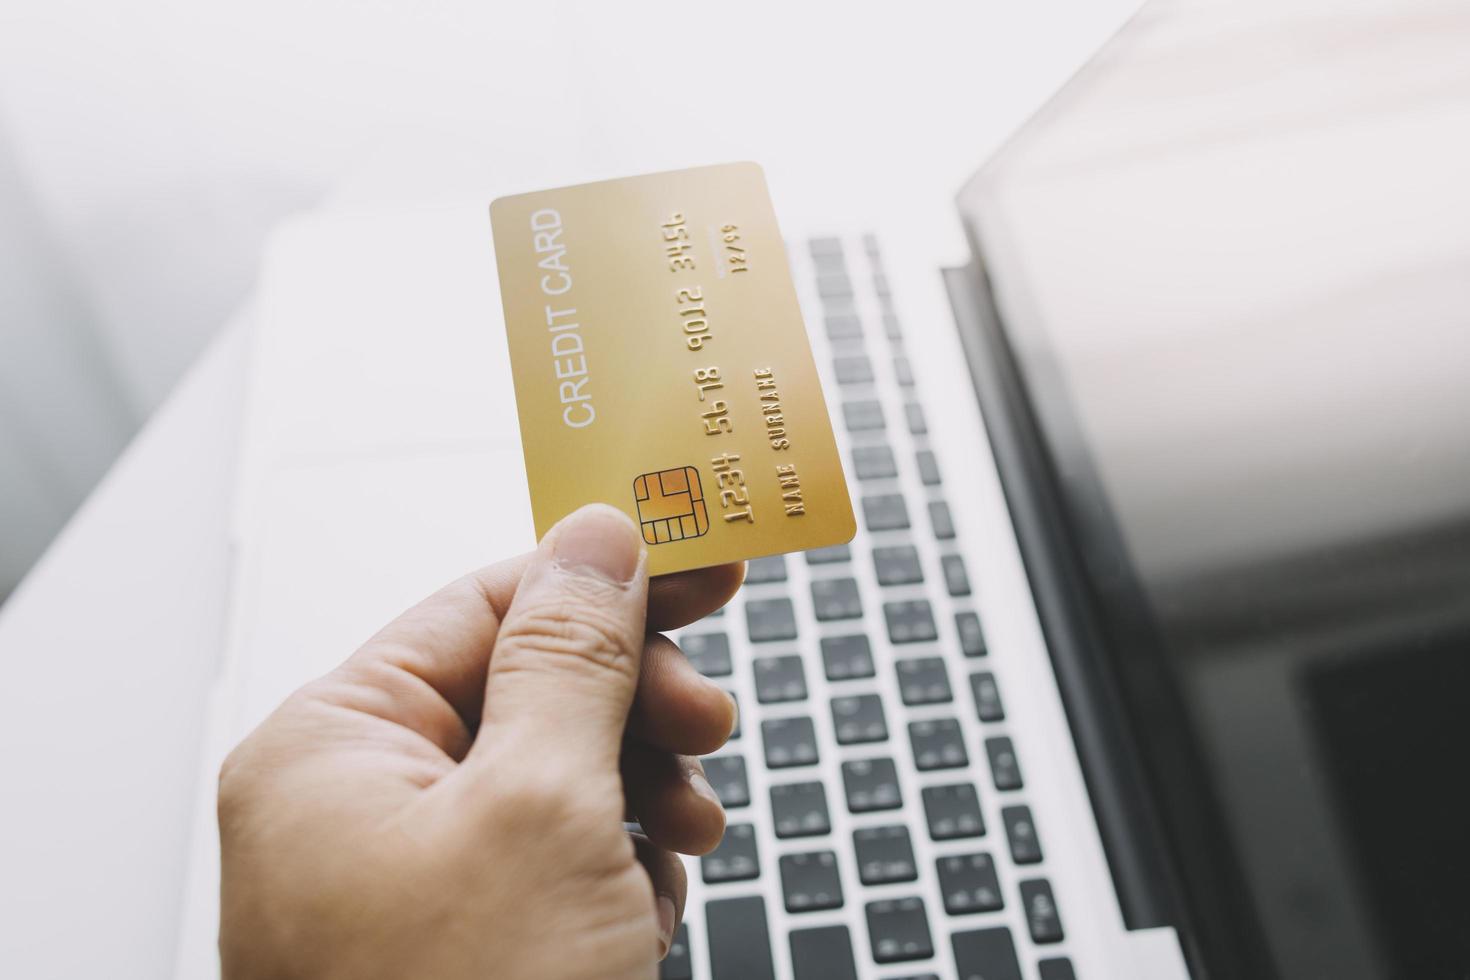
[473,555,744,632]
[340,553,744,732]
[647,562,746,632]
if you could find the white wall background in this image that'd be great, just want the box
[0,123,134,595]
[0,0,1140,600]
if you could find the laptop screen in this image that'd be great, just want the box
[956,2,1470,978]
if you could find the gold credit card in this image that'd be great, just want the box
[490,162,855,576]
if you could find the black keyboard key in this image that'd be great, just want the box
[886,976,939,980]
[1020,879,1065,943]
[821,634,875,680]
[1023,881,1070,940]
[897,656,952,705]
[937,853,1003,914]
[817,283,852,307]
[1039,957,1079,980]
[956,611,987,657]
[746,597,797,643]
[706,895,775,980]
[863,493,910,532]
[825,313,863,340]
[754,655,807,704]
[909,718,969,770]
[884,599,937,644]
[701,824,760,883]
[841,757,902,812]
[985,736,1023,790]
[806,543,852,565]
[705,755,750,808]
[882,312,903,340]
[852,444,899,480]
[809,236,843,260]
[779,851,844,913]
[941,554,972,597]
[660,922,692,979]
[770,781,831,838]
[831,693,887,744]
[817,273,853,299]
[790,924,858,980]
[682,632,731,677]
[1001,805,1043,864]
[843,400,886,431]
[763,716,819,768]
[833,354,874,384]
[951,927,1022,980]
[865,897,933,964]
[928,500,956,540]
[904,402,928,435]
[922,783,986,840]
[811,577,863,621]
[873,544,924,585]
[969,672,1005,722]
[916,450,942,485]
[744,554,788,584]
[893,355,914,386]
[853,824,917,884]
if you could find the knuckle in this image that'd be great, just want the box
[500,769,577,816]
[493,766,618,833]
[216,747,242,803]
[216,740,258,824]
[497,594,636,680]
[215,686,318,817]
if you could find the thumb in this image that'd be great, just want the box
[477,503,650,778]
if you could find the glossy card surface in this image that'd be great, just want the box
[491,162,854,575]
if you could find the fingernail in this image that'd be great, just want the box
[656,894,676,957]
[551,504,643,584]
[725,691,740,739]
[687,770,722,808]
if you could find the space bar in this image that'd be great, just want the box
[706,896,775,980]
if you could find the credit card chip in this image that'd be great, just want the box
[634,467,710,544]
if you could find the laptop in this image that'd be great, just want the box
[179,2,1470,978]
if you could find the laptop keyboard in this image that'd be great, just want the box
[671,235,1075,979]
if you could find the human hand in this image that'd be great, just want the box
[218,504,742,979]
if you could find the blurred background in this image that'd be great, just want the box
[0,0,1137,602]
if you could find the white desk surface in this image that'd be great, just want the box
[0,3,1143,975]
[0,315,248,978]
